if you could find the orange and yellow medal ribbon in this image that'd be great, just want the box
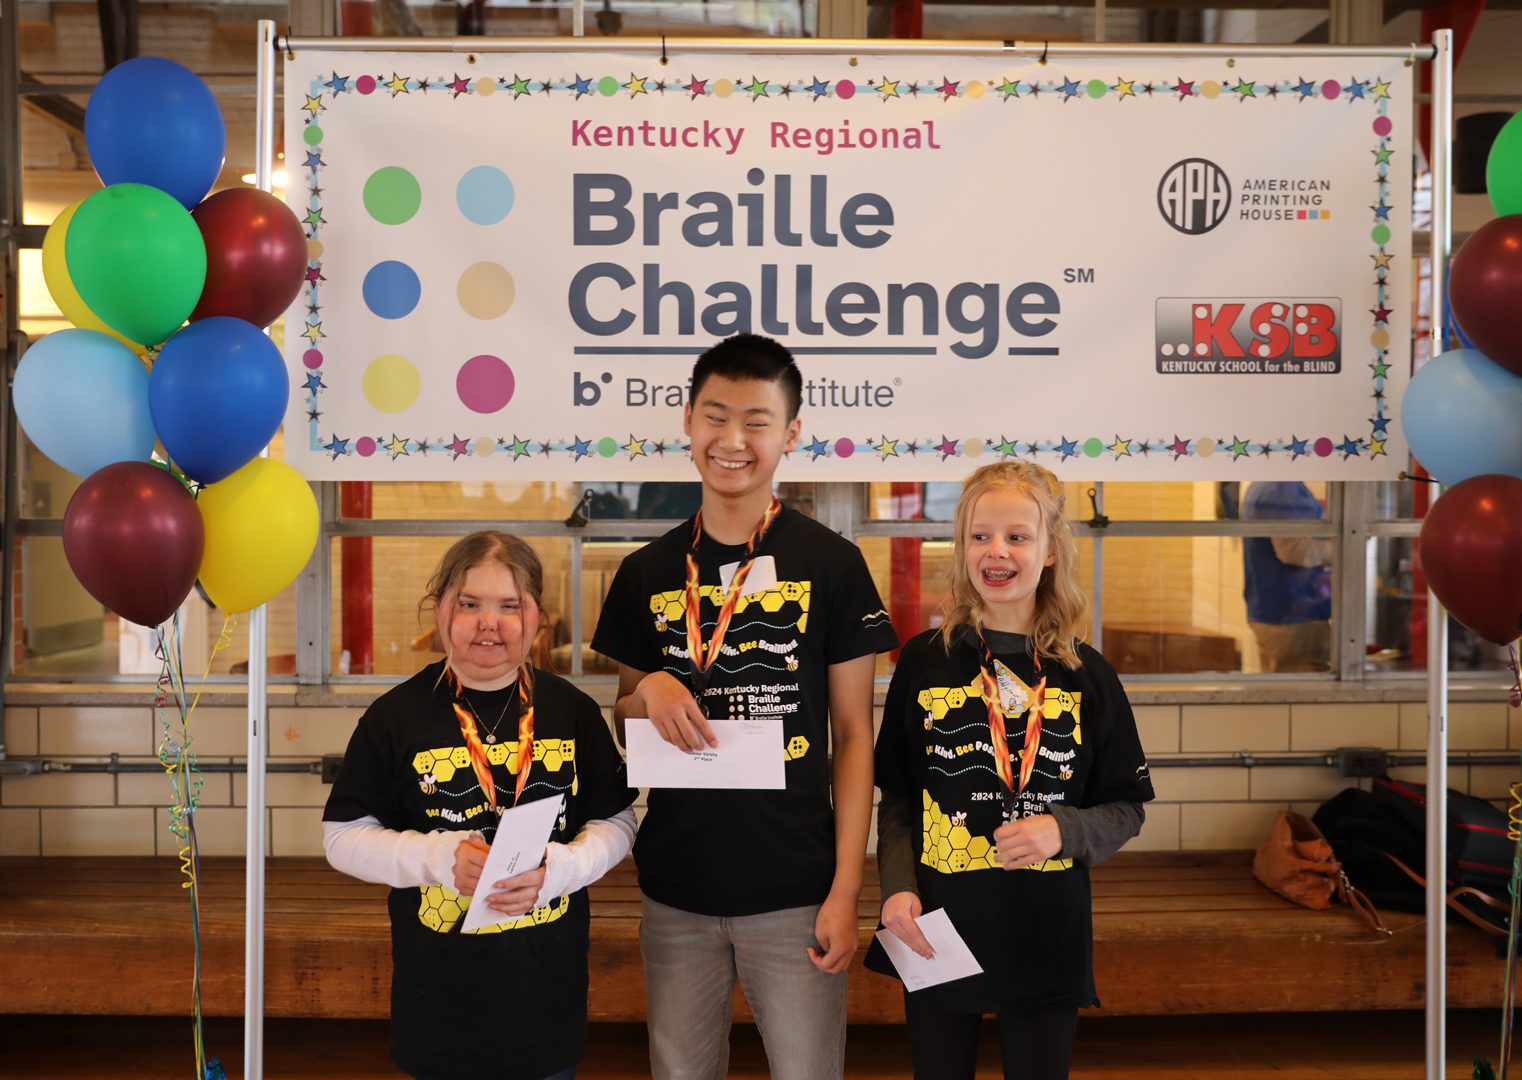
[447,664,537,814]
[683,498,783,704]
[977,635,1046,812]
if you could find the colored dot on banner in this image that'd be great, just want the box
[962,438,983,458]
[1086,79,1107,100]
[1372,224,1391,245]
[303,125,324,146]
[356,75,377,95]
[363,354,421,413]
[598,76,620,97]
[457,355,515,414]
[1371,329,1391,349]
[835,80,856,100]
[597,437,619,458]
[457,262,516,320]
[1373,116,1393,136]
[474,437,496,457]
[307,239,324,260]
[362,261,422,320]
[355,436,377,457]
[834,437,856,458]
[1314,437,1334,457]
[715,79,735,99]
[1195,439,1217,458]
[1201,81,1221,100]
[303,349,323,370]
[476,78,497,97]
[456,166,515,226]
[1322,80,1342,99]
[966,81,985,100]
[1083,438,1104,458]
[363,166,422,225]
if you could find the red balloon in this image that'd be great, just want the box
[1450,214,1522,377]
[1419,474,1522,645]
[189,188,307,328]
[63,462,205,628]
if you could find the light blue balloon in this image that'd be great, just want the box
[1403,348,1522,485]
[14,329,156,478]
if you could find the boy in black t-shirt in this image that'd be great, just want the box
[592,334,898,1080]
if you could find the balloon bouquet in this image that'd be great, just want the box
[16,57,314,1080]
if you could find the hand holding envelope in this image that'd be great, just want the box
[458,795,565,933]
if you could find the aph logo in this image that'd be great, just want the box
[1158,159,1232,235]
[1156,299,1341,374]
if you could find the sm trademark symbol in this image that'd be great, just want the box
[1063,268,1095,284]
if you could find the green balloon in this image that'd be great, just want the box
[65,183,207,347]
[1486,112,1522,217]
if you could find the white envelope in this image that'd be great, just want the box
[459,794,564,933]
[625,717,786,789]
[719,554,778,596]
[873,908,984,992]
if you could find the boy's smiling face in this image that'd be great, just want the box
[684,374,802,505]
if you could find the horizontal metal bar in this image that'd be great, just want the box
[1152,751,1519,768]
[854,519,1337,540]
[326,518,683,539]
[0,758,321,776]
[278,34,1437,60]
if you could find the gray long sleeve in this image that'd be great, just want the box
[1048,801,1146,865]
[876,788,921,899]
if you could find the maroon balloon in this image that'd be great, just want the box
[1419,474,1522,645]
[63,462,205,628]
[1450,214,1522,377]
[189,188,307,328]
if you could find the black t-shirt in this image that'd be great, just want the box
[591,504,899,917]
[866,628,1155,1013]
[323,661,635,1080]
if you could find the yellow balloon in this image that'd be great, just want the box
[42,200,147,354]
[198,459,318,614]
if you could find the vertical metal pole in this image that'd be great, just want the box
[0,0,20,700]
[1425,27,1452,1080]
[569,535,584,676]
[1089,482,1103,654]
[245,20,278,1080]
[573,0,584,36]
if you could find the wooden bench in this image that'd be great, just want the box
[0,852,1505,1020]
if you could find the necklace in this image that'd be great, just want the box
[461,690,513,744]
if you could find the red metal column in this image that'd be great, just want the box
[340,481,374,674]
[889,483,923,660]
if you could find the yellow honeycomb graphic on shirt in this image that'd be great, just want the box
[417,885,571,934]
[412,740,577,780]
[785,735,810,761]
[917,683,1081,742]
[921,790,1073,875]
[649,581,812,633]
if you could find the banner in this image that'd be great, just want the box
[282,47,1413,479]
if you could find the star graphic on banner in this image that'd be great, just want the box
[936,435,959,460]
[1371,303,1392,323]
[303,94,325,116]
[1109,435,1132,458]
[879,76,903,99]
[304,264,324,284]
[568,73,593,98]
[623,434,649,458]
[1173,78,1195,98]
[993,436,1019,458]
[1135,439,1153,456]
[1231,78,1256,100]
[1057,436,1080,460]
[625,73,649,96]
[1372,252,1394,270]
[651,441,668,457]
[938,78,959,99]
[506,435,531,460]
[304,150,325,169]
[447,435,469,459]
[996,77,1021,99]
[1140,82,1156,96]
[1169,435,1191,459]
[873,435,899,459]
[1368,437,1388,457]
[415,439,433,455]
[1347,77,1368,100]
[1337,436,1362,459]
[1371,78,1392,100]
[1113,77,1137,99]
[1295,77,1317,99]
[1227,435,1251,459]
[304,206,326,228]
[327,72,350,94]
[746,75,770,99]
[386,434,410,458]
[686,75,707,98]
[1370,416,1390,436]
[1370,358,1391,378]
[903,439,920,456]
[1264,83,1280,98]
[804,436,830,460]
[810,77,830,98]
[324,436,349,459]
[1025,81,1044,97]
[385,72,410,96]
[1287,435,1309,459]
[302,322,324,345]
[306,408,322,423]
[1060,77,1082,100]
[571,435,593,461]
[507,73,533,98]
[1259,442,1276,458]
[1373,147,1394,165]
[1371,201,1392,220]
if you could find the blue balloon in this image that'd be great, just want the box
[13,329,156,478]
[1403,348,1522,485]
[85,57,225,210]
[150,317,289,485]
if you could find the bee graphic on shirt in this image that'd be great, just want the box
[785,655,799,672]
[557,811,568,834]
[655,613,668,633]
[419,772,437,795]
[923,712,935,732]
[1059,763,1074,782]
[951,810,968,828]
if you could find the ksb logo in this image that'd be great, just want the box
[1155,299,1341,369]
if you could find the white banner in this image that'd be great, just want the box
[282,48,1412,480]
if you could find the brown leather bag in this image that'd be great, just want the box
[1253,811,1390,933]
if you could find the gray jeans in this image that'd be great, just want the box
[640,894,848,1080]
